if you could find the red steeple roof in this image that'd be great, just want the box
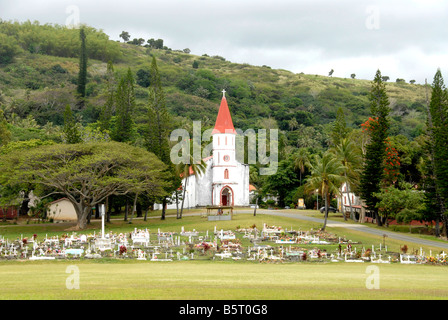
[212,92,236,135]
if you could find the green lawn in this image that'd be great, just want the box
[1,260,447,300]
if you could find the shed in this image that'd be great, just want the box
[47,198,77,221]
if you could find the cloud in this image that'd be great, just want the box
[1,0,447,83]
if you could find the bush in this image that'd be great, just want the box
[0,34,20,65]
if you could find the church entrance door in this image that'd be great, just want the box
[220,187,233,206]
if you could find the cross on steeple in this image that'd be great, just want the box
[222,89,226,98]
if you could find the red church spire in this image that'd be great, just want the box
[212,89,236,135]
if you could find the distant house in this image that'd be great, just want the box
[338,182,364,219]
[249,184,257,203]
[47,198,77,221]
[0,206,18,219]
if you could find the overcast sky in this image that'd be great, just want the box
[1,0,447,84]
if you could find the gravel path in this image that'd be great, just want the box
[240,209,448,250]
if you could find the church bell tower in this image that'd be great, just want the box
[211,90,237,206]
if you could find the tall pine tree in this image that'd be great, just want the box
[63,105,82,144]
[77,28,88,99]
[330,107,349,146]
[360,70,390,226]
[144,56,178,220]
[111,68,135,142]
[98,60,116,132]
[426,69,448,235]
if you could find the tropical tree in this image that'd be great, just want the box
[331,137,362,220]
[0,142,168,229]
[0,110,11,146]
[262,156,300,208]
[0,33,20,65]
[176,155,206,219]
[291,147,310,186]
[374,182,424,228]
[119,31,130,42]
[304,151,345,230]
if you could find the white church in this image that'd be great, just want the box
[164,91,250,209]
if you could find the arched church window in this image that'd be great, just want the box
[224,169,229,179]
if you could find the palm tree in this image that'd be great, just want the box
[330,137,362,221]
[176,155,207,219]
[292,148,310,186]
[304,151,346,230]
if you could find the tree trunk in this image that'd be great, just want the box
[254,196,258,217]
[322,190,329,231]
[179,177,188,219]
[106,196,111,223]
[376,210,382,226]
[345,178,354,221]
[136,202,142,217]
[161,198,167,220]
[75,204,91,230]
[129,193,138,224]
[87,208,92,225]
[95,204,100,219]
[176,190,180,219]
[144,207,149,221]
[124,200,128,221]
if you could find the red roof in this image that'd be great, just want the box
[212,96,236,135]
[179,156,212,178]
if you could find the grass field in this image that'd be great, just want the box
[1,260,447,300]
[1,211,447,300]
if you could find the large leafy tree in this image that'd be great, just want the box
[0,142,168,229]
[263,157,300,208]
[374,183,424,228]
[304,151,345,230]
[360,70,391,226]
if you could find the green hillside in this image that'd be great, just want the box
[0,20,429,147]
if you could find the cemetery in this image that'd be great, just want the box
[1,220,446,266]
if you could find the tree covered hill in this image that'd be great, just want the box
[0,20,429,149]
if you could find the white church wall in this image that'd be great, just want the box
[196,159,213,207]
